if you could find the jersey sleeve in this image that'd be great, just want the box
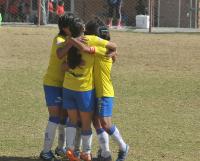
[94,36,109,48]
[56,36,66,45]
[86,35,109,48]
[94,46,107,56]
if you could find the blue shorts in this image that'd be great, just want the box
[43,85,63,107]
[63,88,95,112]
[96,97,114,117]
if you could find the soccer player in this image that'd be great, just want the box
[61,18,95,161]
[83,17,129,161]
[57,17,117,161]
[40,15,73,161]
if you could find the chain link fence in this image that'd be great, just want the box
[0,0,199,31]
[151,0,200,28]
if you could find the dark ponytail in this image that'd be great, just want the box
[67,17,85,69]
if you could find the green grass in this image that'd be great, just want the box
[0,27,200,161]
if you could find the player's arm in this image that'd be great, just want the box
[69,37,96,54]
[69,37,112,56]
[61,60,69,72]
[69,37,117,58]
[106,41,117,52]
[57,40,73,59]
[81,36,117,51]
[69,37,116,58]
[107,49,117,63]
[86,36,117,51]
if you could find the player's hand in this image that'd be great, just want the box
[106,51,117,63]
[107,50,117,57]
[112,54,117,63]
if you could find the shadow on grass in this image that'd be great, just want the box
[0,156,42,161]
[0,156,100,161]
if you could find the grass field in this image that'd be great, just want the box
[0,26,200,161]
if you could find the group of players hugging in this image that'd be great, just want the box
[40,14,129,161]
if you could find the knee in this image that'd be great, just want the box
[100,120,111,132]
[92,116,101,130]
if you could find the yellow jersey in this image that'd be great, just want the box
[94,51,114,98]
[85,35,114,97]
[43,35,67,87]
[63,35,108,91]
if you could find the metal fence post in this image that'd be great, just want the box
[38,0,41,26]
[149,0,152,33]
[157,0,160,27]
[195,0,198,28]
[190,0,193,28]
[178,0,181,28]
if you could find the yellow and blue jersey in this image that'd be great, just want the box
[43,35,67,87]
[85,35,114,97]
[94,54,114,98]
[63,35,108,91]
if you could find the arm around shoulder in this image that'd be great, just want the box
[106,41,117,51]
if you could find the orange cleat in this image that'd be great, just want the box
[80,152,92,161]
[66,149,80,161]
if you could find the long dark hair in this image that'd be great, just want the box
[58,14,74,36]
[67,17,85,69]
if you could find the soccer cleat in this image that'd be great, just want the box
[115,145,129,161]
[80,152,92,161]
[66,149,80,161]
[55,147,66,157]
[74,150,81,158]
[96,149,112,161]
[40,150,55,161]
[97,155,112,161]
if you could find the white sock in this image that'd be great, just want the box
[74,127,82,151]
[57,124,66,149]
[97,130,110,158]
[43,121,58,153]
[110,126,127,151]
[81,131,93,154]
[66,126,76,150]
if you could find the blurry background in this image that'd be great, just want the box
[0,0,200,28]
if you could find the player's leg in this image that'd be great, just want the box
[107,3,114,28]
[98,97,129,161]
[93,114,111,161]
[79,112,93,161]
[74,116,82,157]
[63,88,80,161]
[116,0,122,28]
[40,85,63,160]
[55,108,68,157]
[77,90,96,161]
